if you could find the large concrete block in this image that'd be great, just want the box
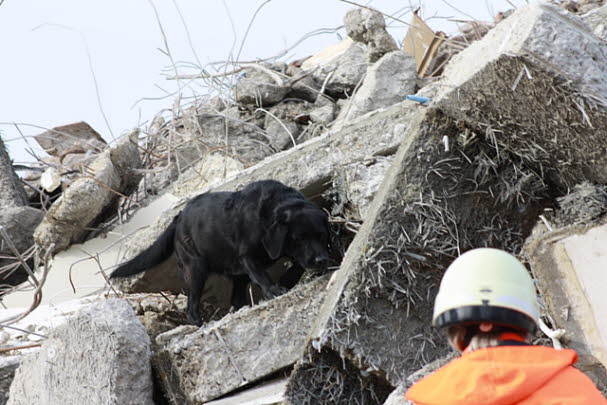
[285,103,607,402]
[526,221,607,385]
[434,2,607,186]
[8,299,154,405]
[154,275,328,404]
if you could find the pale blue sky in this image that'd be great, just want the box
[0,0,526,163]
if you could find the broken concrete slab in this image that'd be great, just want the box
[525,221,607,389]
[34,130,141,254]
[34,121,107,158]
[112,100,421,294]
[154,275,329,404]
[285,97,607,402]
[8,299,154,405]
[336,51,416,127]
[433,2,607,185]
[344,7,399,62]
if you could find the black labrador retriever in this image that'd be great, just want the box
[110,180,330,325]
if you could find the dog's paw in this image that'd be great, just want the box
[265,285,288,299]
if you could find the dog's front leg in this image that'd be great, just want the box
[240,256,287,299]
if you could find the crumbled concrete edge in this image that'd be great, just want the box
[153,275,329,404]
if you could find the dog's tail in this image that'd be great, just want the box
[110,215,179,278]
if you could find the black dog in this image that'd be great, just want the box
[110,180,330,325]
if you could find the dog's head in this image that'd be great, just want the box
[262,201,330,270]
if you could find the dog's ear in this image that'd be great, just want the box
[262,211,290,260]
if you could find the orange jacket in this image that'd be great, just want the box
[405,345,606,404]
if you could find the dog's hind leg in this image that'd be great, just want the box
[175,240,207,326]
[230,274,251,309]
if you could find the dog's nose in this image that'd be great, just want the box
[314,256,328,268]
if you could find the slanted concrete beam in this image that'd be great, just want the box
[285,101,607,404]
[433,3,607,186]
[526,221,607,388]
[153,275,329,404]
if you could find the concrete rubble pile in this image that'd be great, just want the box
[1,2,607,404]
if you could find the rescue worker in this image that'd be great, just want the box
[405,248,606,404]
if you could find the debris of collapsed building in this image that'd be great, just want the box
[1,2,607,404]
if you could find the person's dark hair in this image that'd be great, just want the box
[446,323,529,352]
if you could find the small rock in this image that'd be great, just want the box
[286,65,320,102]
[309,104,337,125]
[39,167,62,192]
[304,39,369,98]
[235,65,289,107]
[345,8,399,62]
[265,120,300,151]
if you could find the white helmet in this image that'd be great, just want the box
[433,248,539,333]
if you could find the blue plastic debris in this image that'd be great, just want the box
[406,95,431,104]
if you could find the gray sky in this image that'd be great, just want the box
[0,0,526,163]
